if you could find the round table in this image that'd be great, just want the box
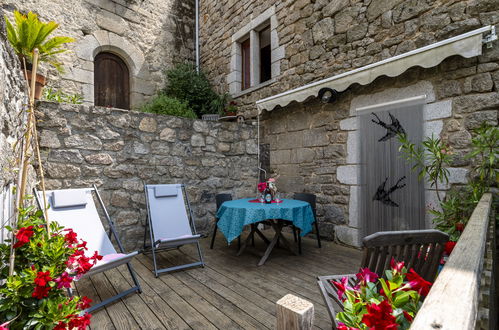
[216,198,315,265]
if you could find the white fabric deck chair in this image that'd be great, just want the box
[143,183,204,277]
[35,186,141,312]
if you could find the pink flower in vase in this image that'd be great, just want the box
[257,182,267,193]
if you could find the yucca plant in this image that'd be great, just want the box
[4,10,74,72]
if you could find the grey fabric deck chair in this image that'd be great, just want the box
[317,229,449,329]
[143,183,204,277]
[35,186,141,313]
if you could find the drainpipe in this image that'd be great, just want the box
[195,0,200,73]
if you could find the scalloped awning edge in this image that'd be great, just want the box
[256,26,495,114]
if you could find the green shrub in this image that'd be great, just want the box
[140,94,197,119]
[163,63,219,117]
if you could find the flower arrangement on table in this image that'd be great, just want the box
[257,177,279,202]
[332,258,431,330]
[0,205,101,329]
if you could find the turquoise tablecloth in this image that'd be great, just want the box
[216,198,315,243]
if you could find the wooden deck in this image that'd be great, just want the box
[77,232,362,329]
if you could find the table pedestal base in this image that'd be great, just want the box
[237,220,298,266]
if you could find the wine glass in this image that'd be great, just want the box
[275,193,281,203]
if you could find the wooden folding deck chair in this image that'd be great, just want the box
[317,229,449,329]
[35,186,142,312]
[143,183,205,277]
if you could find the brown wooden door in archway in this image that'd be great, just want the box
[94,52,130,109]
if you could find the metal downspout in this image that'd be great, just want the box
[195,0,200,73]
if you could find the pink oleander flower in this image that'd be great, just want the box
[331,276,354,302]
[405,268,432,296]
[390,257,405,273]
[356,268,378,285]
[55,272,73,289]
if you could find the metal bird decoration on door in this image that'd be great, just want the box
[371,112,406,141]
[373,176,406,207]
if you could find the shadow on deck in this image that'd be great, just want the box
[77,232,362,329]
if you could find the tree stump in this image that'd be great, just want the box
[276,294,314,330]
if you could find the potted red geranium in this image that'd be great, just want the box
[332,258,431,330]
[0,205,101,329]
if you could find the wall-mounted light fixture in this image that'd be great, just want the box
[318,87,338,103]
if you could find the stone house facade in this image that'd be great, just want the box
[2,0,195,108]
[199,0,499,246]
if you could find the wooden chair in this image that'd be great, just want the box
[317,229,449,329]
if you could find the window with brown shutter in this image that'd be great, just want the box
[94,52,130,110]
[241,38,251,90]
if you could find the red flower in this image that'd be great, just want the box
[361,301,398,330]
[77,296,92,310]
[356,268,378,285]
[54,272,73,289]
[337,323,359,330]
[390,257,405,273]
[77,241,87,250]
[90,251,103,263]
[403,310,413,321]
[32,285,50,299]
[54,321,66,330]
[13,226,34,248]
[406,268,432,296]
[455,222,465,232]
[64,229,78,245]
[331,277,353,302]
[444,241,457,255]
[68,313,92,330]
[257,182,267,193]
[34,271,52,287]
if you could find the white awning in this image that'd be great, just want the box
[256,26,496,113]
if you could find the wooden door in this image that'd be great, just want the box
[94,52,130,109]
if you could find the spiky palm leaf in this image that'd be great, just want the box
[4,11,74,71]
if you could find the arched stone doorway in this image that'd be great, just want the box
[94,52,130,109]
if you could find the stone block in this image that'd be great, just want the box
[40,130,61,148]
[132,141,149,154]
[303,129,329,147]
[346,131,359,164]
[74,35,99,61]
[159,128,176,142]
[138,117,157,132]
[193,120,209,134]
[335,226,361,247]
[324,204,345,224]
[191,134,205,147]
[62,68,93,84]
[322,1,347,17]
[423,100,452,121]
[292,148,315,163]
[423,120,443,139]
[348,186,359,228]
[85,153,113,165]
[339,117,357,131]
[312,17,334,43]
[463,73,494,93]
[96,10,128,35]
[367,0,404,21]
[64,134,103,150]
[453,93,499,114]
[49,149,84,164]
[245,139,258,155]
[46,163,81,179]
[96,127,121,140]
[324,144,346,158]
[337,165,359,184]
[335,7,359,34]
[465,110,498,130]
[447,167,468,184]
[110,190,130,208]
[448,130,472,149]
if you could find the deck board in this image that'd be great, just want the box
[77,232,361,329]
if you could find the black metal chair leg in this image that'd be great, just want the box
[237,236,241,250]
[292,226,297,242]
[210,220,218,249]
[314,221,322,248]
[298,229,302,255]
[251,224,255,246]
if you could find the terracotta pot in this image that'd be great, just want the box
[25,70,46,100]
[225,111,236,117]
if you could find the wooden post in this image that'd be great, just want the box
[276,294,314,330]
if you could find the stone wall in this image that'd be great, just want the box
[0,18,28,188]
[36,102,258,250]
[200,0,499,118]
[2,0,195,108]
[261,49,499,246]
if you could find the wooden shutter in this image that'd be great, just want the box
[241,39,251,90]
[94,52,130,109]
